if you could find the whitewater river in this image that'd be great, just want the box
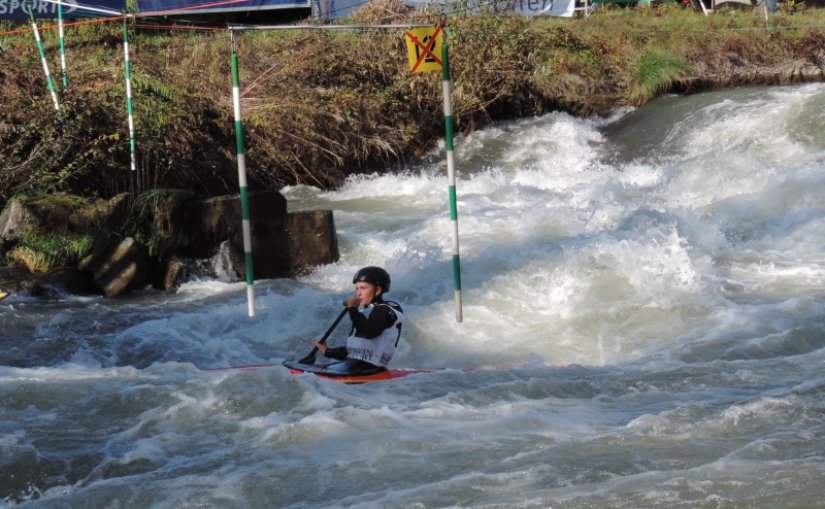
[3,83,825,508]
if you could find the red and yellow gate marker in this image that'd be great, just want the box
[404,26,443,74]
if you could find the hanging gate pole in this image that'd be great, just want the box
[123,17,137,171]
[403,24,463,322]
[57,2,68,89]
[229,29,256,317]
[27,5,59,111]
[441,30,463,323]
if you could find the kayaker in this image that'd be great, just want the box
[314,266,404,375]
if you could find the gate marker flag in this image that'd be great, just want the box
[405,26,442,73]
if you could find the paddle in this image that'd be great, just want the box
[297,307,348,365]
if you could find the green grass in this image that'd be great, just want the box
[125,188,197,257]
[10,231,96,272]
[630,46,689,104]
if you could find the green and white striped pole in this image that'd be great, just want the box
[123,18,137,171]
[229,30,256,317]
[441,30,463,323]
[57,1,68,89]
[27,5,59,111]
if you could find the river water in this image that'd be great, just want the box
[3,83,825,508]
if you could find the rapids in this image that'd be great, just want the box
[2,83,825,508]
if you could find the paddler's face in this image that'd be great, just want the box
[354,282,381,307]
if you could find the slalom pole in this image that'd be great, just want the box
[27,5,60,111]
[441,28,463,323]
[123,17,137,171]
[229,29,256,317]
[57,1,67,89]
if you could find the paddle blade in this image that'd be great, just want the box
[298,348,318,365]
[292,307,347,366]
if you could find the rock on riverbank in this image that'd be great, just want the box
[0,191,338,298]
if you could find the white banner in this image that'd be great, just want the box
[314,0,577,20]
[512,0,576,16]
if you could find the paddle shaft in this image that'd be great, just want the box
[298,307,348,364]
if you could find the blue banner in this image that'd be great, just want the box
[135,0,309,14]
[0,0,125,19]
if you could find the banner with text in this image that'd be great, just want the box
[314,0,576,19]
[135,0,309,15]
[0,0,125,19]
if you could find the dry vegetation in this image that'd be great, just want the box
[2,1,825,211]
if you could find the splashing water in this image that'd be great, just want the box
[3,84,825,508]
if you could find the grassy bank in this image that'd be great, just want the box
[2,2,825,211]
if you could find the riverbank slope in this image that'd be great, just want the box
[2,4,824,203]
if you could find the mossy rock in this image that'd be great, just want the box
[0,192,128,273]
